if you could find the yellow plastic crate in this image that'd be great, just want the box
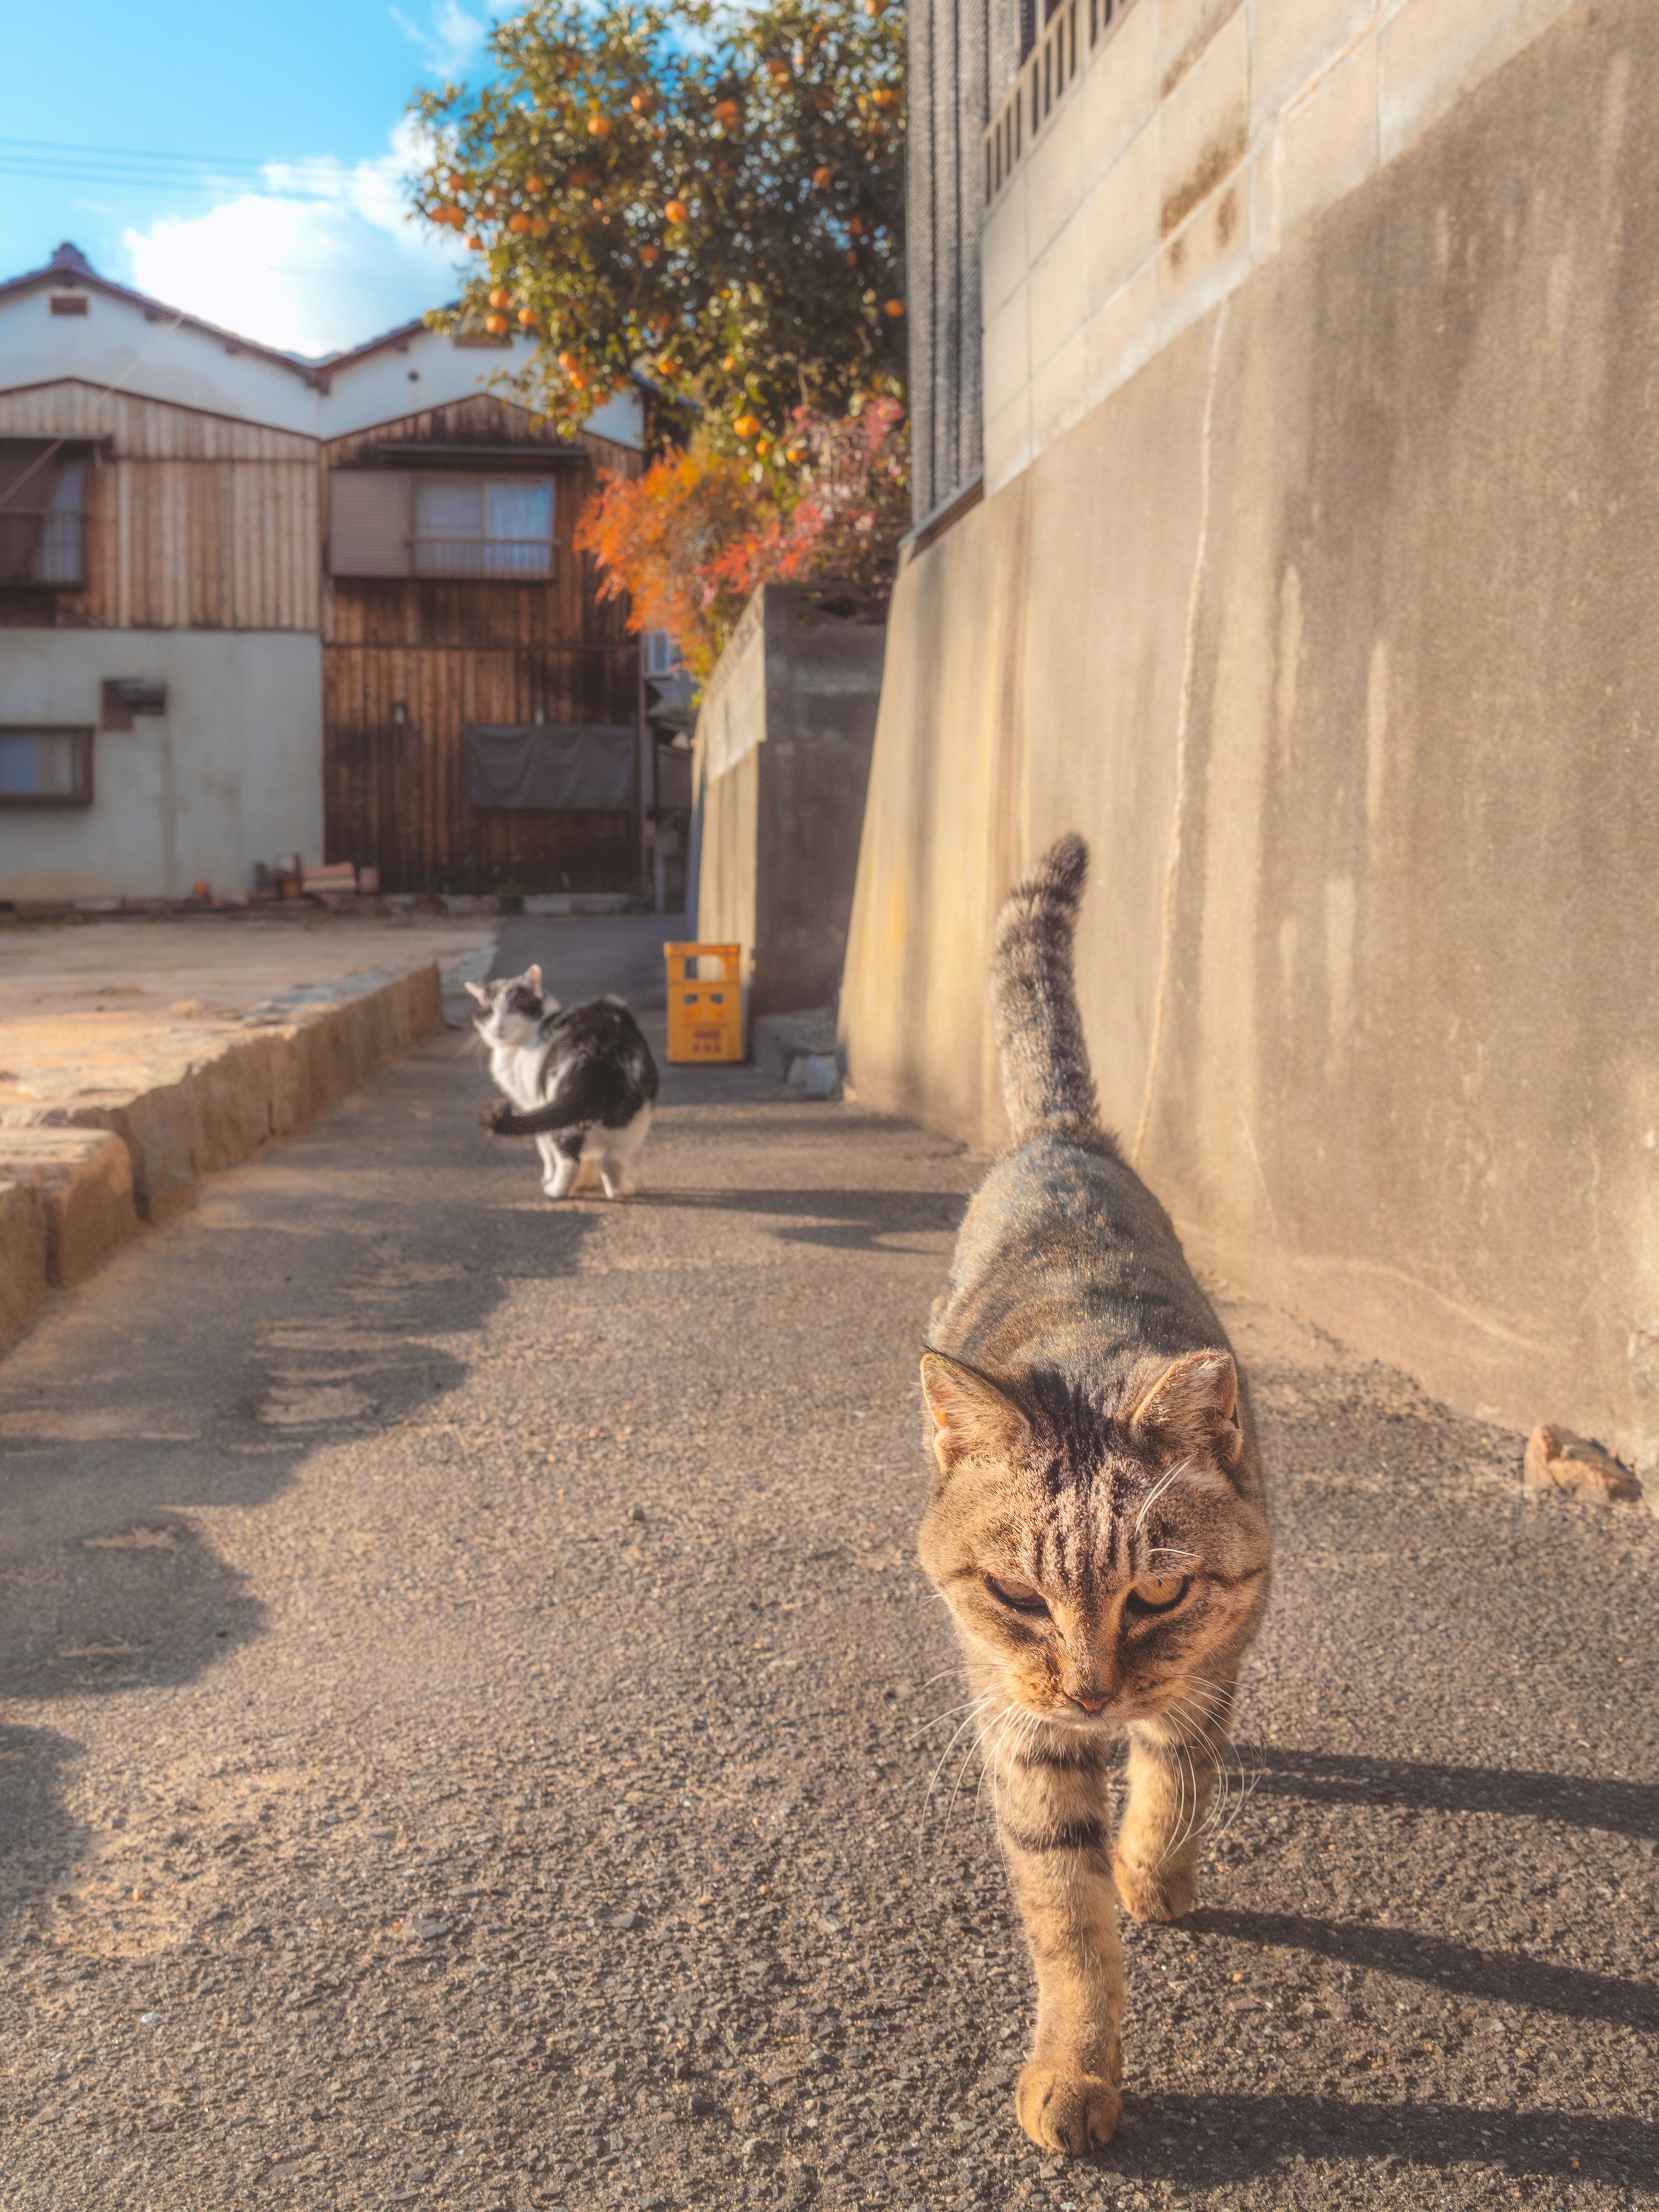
[663,942,744,1063]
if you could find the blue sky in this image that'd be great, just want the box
[0,0,513,357]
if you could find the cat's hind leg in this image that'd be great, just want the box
[994,1715,1123,2153]
[1113,1684,1236,1922]
[540,1132,584,1200]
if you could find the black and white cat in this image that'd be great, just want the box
[469,964,658,1200]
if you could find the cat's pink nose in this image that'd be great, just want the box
[1066,1688,1109,1713]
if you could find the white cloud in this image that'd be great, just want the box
[391,0,509,80]
[122,121,465,358]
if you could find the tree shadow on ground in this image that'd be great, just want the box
[0,1037,603,1951]
[632,1185,968,1251]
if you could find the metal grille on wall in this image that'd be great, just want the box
[907,0,1025,527]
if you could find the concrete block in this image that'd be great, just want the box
[0,1178,48,1346]
[985,390,1035,496]
[1031,219,1091,374]
[1157,164,1250,344]
[1085,261,1161,408]
[1086,119,1159,310]
[982,176,1030,318]
[1157,0,1243,99]
[1084,0,1159,181]
[1030,330,1089,455]
[984,283,1033,421]
[1254,0,1378,124]
[1158,3,1250,238]
[1381,0,1573,165]
[1025,94,1086,263]
[1272,34,1380,251]
[0,1127,140,1304]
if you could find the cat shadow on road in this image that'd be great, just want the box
[1104,2089,1656,2188]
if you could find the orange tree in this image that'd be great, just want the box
[410,0,905,462]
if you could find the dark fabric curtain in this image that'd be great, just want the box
[466,723,637,812]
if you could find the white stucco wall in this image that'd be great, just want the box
[0,632,323,902]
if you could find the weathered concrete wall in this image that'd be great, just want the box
[0,631,324,901]
[695,586,886,1016]
[982,0,1582,492]
[843,0,1659,1470]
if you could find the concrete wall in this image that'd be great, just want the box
[843,0,1659,1470]
[982,0,1581,492]
[695,586,887,1016]
[0,632,323,901]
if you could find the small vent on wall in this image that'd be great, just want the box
[101,678,167,730]
[50,293,89,317]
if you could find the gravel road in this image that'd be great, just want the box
[1,918,1654,2212]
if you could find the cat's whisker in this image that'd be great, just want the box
[922,1698,997,1805]
[1131,1457,1193,1537]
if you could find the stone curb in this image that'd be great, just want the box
[0,961,442,1351]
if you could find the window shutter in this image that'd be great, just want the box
[328,471,412,577]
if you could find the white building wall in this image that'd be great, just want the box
[0,632,323,902]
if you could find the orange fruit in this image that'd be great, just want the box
[587,114,612,137]
[884,298,905,317]
[526,176,547,196]
[509,213,532,232]
[733,413,760,439]
[485,313,509,334]
[639,245,660,264]
[630,91,654,115]
[518,307,538,326]
[488,286,512,308]
[465,235,483,251]
[812,166,833,187]
[664,199,688,224]
[658,357,680,376]
[755,436,773,457]
[721,353,738,371]
[715,99,741,124]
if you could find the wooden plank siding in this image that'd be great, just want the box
[321,393,645,895]
[0,381,319,630]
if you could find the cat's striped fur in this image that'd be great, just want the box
[917,834,1273,2155]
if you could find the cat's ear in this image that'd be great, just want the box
[526,964,543,994]
[464,980,490,1003]
[920,1351,1030,1476]
[1128,1349,1242,1467]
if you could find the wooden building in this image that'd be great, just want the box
[0,242,645,904]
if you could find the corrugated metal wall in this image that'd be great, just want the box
[0,383,319,629]
[907,0,1024,522]
[322,395,643,894]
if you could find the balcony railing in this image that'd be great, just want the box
[412,534,554,579]
[985,0,1132,208]
[0,508,85,588]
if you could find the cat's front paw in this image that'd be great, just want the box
[1014,2063,1121,2154]
[479,1099,515,1134]
[1113,1849,1197,1923]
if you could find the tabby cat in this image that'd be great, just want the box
[917,835,1273,2154]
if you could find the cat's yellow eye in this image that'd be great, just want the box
[1126,1573,1189,1615]
[985,1574,1050,1617]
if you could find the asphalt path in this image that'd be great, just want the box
[0,917,1654,2212]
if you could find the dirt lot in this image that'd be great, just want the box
[0,918,1653,2212]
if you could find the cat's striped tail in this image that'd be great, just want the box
[989,833,1105,1148]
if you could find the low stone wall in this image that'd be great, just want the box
[0,962,442,1349]
[842,0,1659,1471]
[694,585,886,1018]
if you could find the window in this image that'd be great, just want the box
[413,476,554,577]
[0,726,93,806]
[0,445,87,588]
[643,630,683,678]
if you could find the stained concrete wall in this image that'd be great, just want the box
[695,586,887,1017]
[842,0,1659,1471]
[0,632,323,901]
[982,0,1583,493]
